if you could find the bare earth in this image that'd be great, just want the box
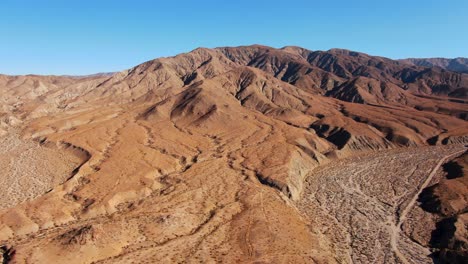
[298,145,467,263]
[0,131,85,210]
[0,45,467,263]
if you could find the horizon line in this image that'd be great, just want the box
[2,44,467,77]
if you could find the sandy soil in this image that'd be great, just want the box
[0,131,84,210]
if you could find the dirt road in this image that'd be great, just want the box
[298,145,467,264]
[389,148,467,264]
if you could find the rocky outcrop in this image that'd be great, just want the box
[0,245,14,264]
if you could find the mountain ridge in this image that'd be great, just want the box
[400,57,468,73]
[0,44,467,263]
[4,45,467,76]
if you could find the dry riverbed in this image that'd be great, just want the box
[298,145,467,264]
[0,131,84,210]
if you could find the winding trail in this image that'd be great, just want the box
[390,148,467,264]
[298,145,467,263]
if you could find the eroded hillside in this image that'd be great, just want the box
[0,45,467,263]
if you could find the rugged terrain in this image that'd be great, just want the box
[400,58,468,74]
[0,45,467,263]
[404,150,468,263]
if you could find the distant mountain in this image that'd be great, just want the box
[62,72,116,78]
[400,57,468,73]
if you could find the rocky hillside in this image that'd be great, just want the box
[0,45,467,263]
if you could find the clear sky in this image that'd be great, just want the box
[1,0,467,75]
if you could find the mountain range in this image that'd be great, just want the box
[0,45,467,263]
[400,57,468,74]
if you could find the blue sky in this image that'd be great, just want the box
[1,0,467,75]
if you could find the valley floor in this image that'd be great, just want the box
[0,131,84,210]
[298,145,466,264]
